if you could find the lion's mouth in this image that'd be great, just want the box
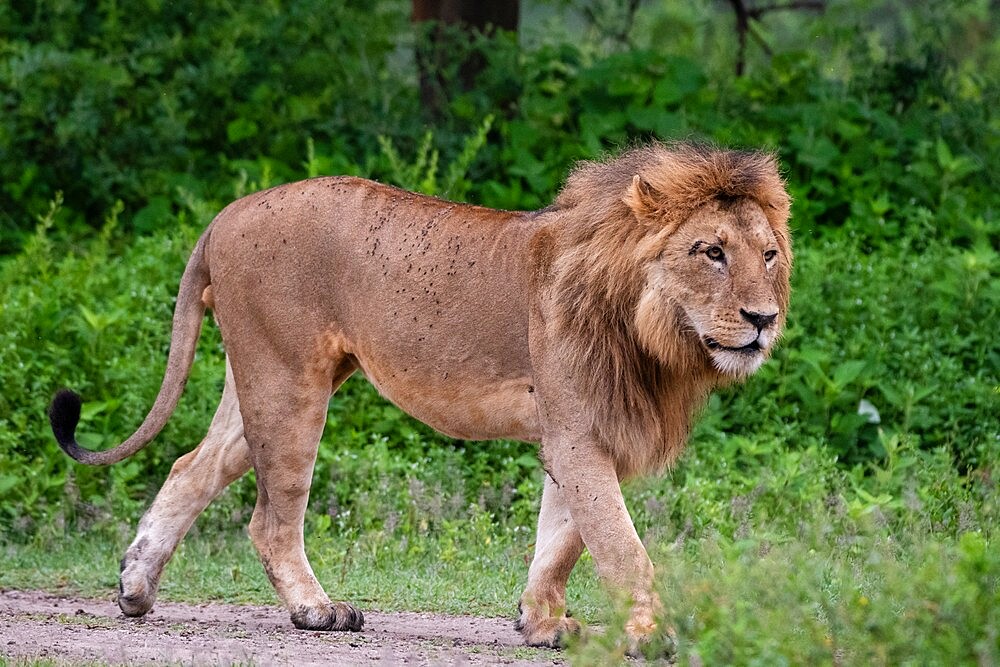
[703,337,762,355]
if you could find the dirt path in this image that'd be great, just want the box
[0,589,564,666]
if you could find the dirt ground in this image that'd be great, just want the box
[0,589,565,666]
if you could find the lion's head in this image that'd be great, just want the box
[546,142,791,473]
[633,191,791,378]
[626,146,791,378]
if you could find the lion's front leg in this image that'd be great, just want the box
[525,310,661,652]
[517,473,585,647]
[541,435,660,651]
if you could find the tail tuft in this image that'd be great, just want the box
[48,228,211,467]
[49,389,83,452]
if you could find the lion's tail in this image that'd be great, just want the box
[49,229,213,466]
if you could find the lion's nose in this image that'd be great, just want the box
[740,308,778,331]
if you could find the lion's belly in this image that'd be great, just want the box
[353,353,541,443]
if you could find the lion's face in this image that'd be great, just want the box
[640,198,791,378]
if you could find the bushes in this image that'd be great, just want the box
[0,0,409,250]
[3,2,997,252]
[717,235,999,468]
[1,196,994,532]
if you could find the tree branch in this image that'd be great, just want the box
[747,22,773,56]
[749,1,825,18]
[727,0,750,77]
[727,0,825,75]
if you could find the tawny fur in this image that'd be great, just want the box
[49,141,792,649]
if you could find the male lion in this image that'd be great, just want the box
[50,142,791,648]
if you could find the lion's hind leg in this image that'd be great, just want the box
[517,474,586,647]
[231,342,363,633]
[119,357,251,617]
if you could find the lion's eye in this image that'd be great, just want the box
[706,246,725,262]
[764,249,778,263]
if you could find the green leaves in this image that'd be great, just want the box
[0,0,410,247]
[226,118,259,144]
[652,57,705,107]
[935,137,980,180]
[377,115,494,201]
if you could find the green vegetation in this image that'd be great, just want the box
[1,0,997,664]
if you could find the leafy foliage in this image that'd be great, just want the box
[0,0,408,250]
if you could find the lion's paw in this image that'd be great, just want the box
[516,605,581,648]
[291,602,365,632]
[624,614,676,659]
[118,560,157,617]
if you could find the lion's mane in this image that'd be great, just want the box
[542,143,792,477]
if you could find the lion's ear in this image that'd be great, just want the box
[623,175,662,223]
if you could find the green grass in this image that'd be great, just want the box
[3,421,997,663]
[579,529,1000,664]
[3,462,997,664]
[0,504,599,619]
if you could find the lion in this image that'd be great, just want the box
[49,142,791,649]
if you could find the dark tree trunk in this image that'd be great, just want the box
[727,0,750,77]
[412,0,520,116]
[412,0,519,29]
[726,0,825,76]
